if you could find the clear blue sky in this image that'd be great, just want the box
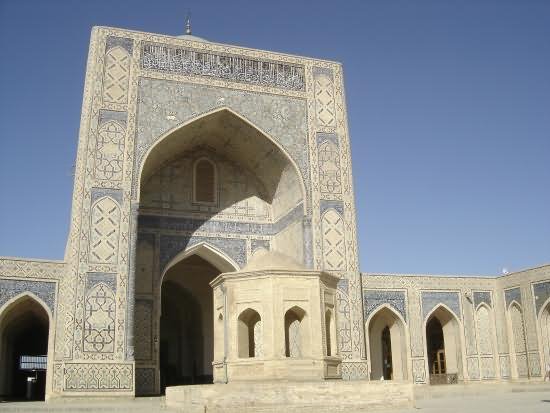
[1,0,549,275]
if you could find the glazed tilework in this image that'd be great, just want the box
[159,234,246,270]
[0,278,56,314]
[421,291,461,319]
[86,272,117,292]
[134,78,310,199]
[505,287,522,307]
[533,280,550,314]
[473,291,492,308]
[141,42,305,91]
[363,290,407,321]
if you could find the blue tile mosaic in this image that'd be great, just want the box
[316,132,339,146]
[319,200,344,216]
[473,291,492,308]
[106,36,134,54]
[337,279,349,295]
[250,239,270,253]
[504,287,522,308]
[91,188,123,205]
[159,234,246,272]
[139,203,303,236]
[421,291,461,320]
[86,273,117,293]
[533,281,550,314]
[363,290,407,322]
[134,79,309,201]
[0,279,56,314]
[99,110,127,126]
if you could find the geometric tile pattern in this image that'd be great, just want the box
[0,279,56,314]
[64,363,133,391]
[321,209,346,271]
[89,197,121,264]
[363,290,407,322]
[475,305,494,355]
[313,70,336,127]
[318,140,341,194]
[421,291,461,320]
[84,283,116,353]
[135,367,155,395]
[102,47,130,104]
[134,299,153,361]
[94,120,125,181]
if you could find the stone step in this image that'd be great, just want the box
[0,397,178,412]
[166,380,414,413]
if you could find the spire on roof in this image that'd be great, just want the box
[185,13,192,35]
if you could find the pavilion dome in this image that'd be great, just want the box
[177,34,209,42]
[243,250,304,272]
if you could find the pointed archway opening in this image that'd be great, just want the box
[425,306,462,385]
[159,254,222,392]
[134,108,308,395]
[367,307,408,380]
[0,296,49,401]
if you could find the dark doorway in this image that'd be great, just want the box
[159,255,220,393]
[0,296,49,401]
[426,317,446,375]
[381,326,393,380]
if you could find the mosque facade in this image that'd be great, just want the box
[0,25,549,404]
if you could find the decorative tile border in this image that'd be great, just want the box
[141,42,305,91]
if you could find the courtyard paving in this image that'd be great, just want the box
[0,383,549,412]
[396,390,550,413]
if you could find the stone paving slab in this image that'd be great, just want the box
[1,383,550,412]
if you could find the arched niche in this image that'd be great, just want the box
[366,305,408,380]
[138,107,306,216]
[474,303,497,379]
[284,306,307,358]
[0,293,52,400]
[507,301,528,378]
[424,305,463,383]
[237,308,262,358]
[325,309,336,357]
[539,299,550,375]
[136,107,308,276]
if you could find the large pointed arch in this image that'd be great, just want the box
[161,241,240,281]
[137,106,307,211]
[0,292,53,400]
[423,303,465,383]
[365,304,410,381]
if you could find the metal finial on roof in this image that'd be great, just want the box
[185,13,192,35]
